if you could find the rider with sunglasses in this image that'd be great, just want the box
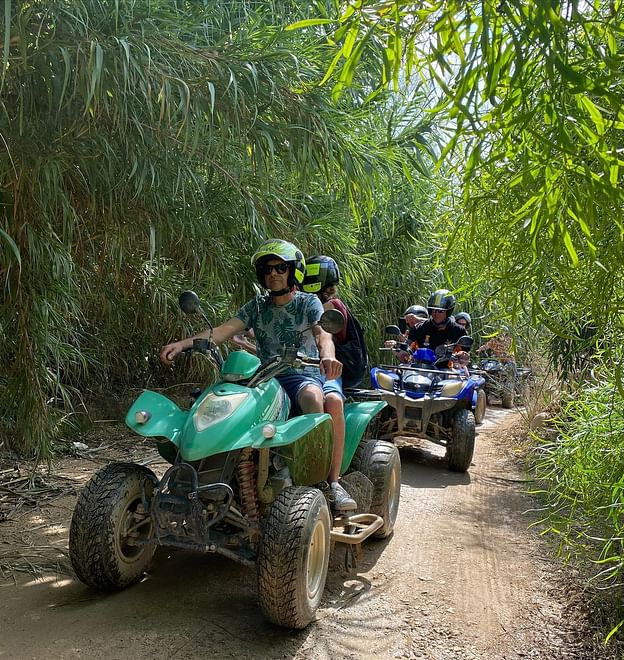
[410,289,467,351]
[160,240,355,511]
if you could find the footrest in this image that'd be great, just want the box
[330,513,384,544]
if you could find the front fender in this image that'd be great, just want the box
[342,401,388,472]
[126,391,188,446]
[239,413,333,486]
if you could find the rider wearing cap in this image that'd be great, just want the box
[384,305,428,355]
[404,304,430,344]
[410,289,467,351]
[160,240,354,511]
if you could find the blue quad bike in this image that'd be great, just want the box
[354,328,485,473]
[68,293,400,630]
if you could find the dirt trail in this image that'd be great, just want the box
[0,408,592,659]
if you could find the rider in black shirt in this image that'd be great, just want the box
[411,289,466,351]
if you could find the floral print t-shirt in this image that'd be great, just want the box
[236,291,324,373]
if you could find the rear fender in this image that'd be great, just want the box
[126,391,188,446]
[342,401,388,472]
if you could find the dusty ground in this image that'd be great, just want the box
[0,406,615,659]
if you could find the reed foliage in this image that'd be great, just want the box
[0,1,439,456]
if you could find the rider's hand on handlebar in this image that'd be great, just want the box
[320,357,342,380]
[160,340,188,365]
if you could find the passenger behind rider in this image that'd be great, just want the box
[452,312,473,374]
[159,239,355,512]
[454,312,472,333]
[302,255,354,510]
[411,290,469,367]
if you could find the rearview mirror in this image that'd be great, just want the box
[179,290,201,315]
[384,325,402,336]
[320,309,345,335]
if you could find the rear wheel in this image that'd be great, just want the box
[351,439,401,538]
[69,463,156,590]
[474,389,487,425]
[257,486,330,629]
[447,409,475,472]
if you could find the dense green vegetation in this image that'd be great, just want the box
[0,0,439,456]
[2,0,624,643]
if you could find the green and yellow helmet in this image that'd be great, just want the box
[427,289,456,314]
[251,239,306,287]
[302,255,340,294]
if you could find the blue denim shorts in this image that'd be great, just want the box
[276,373,345,408]
[323,377,345,400]
[277,373,324,406]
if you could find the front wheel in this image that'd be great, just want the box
[351,439,401,538]
[257,486,331,629]
[447,409,475,472]
[69,463,156,590]
[474,389,487,425]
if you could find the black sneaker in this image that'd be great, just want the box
[330,482,357,512]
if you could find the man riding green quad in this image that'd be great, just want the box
[69,240,400,629]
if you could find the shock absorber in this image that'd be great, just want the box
[237,448,259,522]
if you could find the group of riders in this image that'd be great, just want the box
[160,238,511,513]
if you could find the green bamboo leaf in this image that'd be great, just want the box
[610,162,618,186]
[566,207,594,246]
[286,18,334,31]
[207,81,216,117]
[84,41,104,115]
[0,0,10,93]
[319,48,344,86]
[0,227,21,266]
[58,46,71,114]
[343,22,359,58]
[578,94,606,135]
[560,224,579,266]
[605,619,624,644]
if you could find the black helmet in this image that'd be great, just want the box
[455,312,472,326]
[404,304,428,319]
[302,255,340,294]
[427,289,456,315]
[251,239,306,288]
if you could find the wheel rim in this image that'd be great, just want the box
[476,391,486,422]
[115,495,153,564]
[387,457,400,523]
[306,515,328,601]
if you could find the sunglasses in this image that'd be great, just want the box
[262,263,289,275]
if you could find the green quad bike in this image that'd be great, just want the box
[69,292,400,629]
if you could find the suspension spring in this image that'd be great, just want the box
[237,448,259,522]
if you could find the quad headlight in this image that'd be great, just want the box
[193,392,248,432]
